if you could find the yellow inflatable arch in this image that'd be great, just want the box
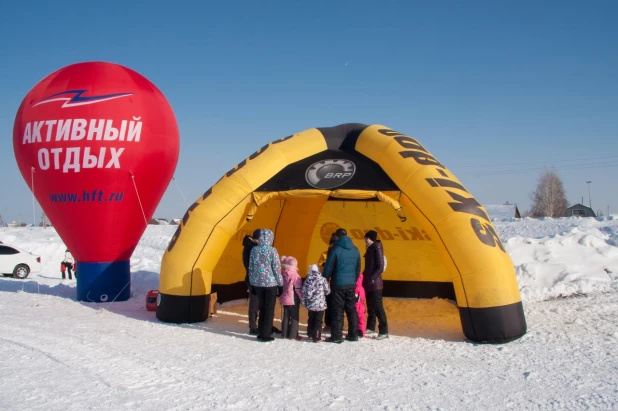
[157,124,527,343]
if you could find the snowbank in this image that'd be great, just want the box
[497,217,618,302]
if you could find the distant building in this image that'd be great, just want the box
[564,203,596,217]
[484,202,522,220]
[148,218,170,225]
[7,221,27,227]
[170,218,182,225]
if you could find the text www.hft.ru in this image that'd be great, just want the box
[49,190,124,203]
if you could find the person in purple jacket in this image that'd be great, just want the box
[363,230,389,339]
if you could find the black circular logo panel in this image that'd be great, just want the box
[305,159,356,189]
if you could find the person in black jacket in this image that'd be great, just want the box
[363,230,389,339]
[243,230,261,335]
[323,228,361,343]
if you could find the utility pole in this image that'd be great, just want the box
[40,213,49,228]
[586,181,592,209]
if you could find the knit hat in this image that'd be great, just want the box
[281,256,298,271]
[308,264,320,274]
[364,230,378,242]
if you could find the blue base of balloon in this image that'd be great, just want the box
[76,260,131,303]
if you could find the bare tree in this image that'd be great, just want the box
[529,169,568,217]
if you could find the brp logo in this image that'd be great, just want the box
[320,222,341,244]
[305,159,356,189]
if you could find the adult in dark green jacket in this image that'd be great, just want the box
[323,228,360,343]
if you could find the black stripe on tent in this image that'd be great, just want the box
[156,293,211,323]
[317,123,368,150]
[211,283,249,304]
[212,280,456,304]
[426,177,468,192]
[256,150,399,191]
[159,284,526,344]
[256,123,397,192]
[458,302,527,343]
[382,280,456,300]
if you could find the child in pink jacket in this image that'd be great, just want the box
[280,256,303,340]
[355,272,367,338]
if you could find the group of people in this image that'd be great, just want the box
[242,227,389,343]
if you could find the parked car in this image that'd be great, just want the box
[0,244,41,279]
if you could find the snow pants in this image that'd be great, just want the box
[281,293,300,339]
[307,310,324,342]
[248,292,259,331]
[330,287,358,341]
[367,290,388,334]
[255,286,278,339]
[61,262,73,280]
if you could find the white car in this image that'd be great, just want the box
[0,244,42,279]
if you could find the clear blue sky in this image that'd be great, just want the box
[1,0,617,224]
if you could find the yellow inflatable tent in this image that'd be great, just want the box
[157,123,527,343]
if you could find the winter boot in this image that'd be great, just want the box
[345,334,359,342]
[376,333,389,340]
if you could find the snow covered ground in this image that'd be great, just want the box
[1,217,618,410]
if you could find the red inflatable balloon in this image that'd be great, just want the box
[13,61,179,302]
